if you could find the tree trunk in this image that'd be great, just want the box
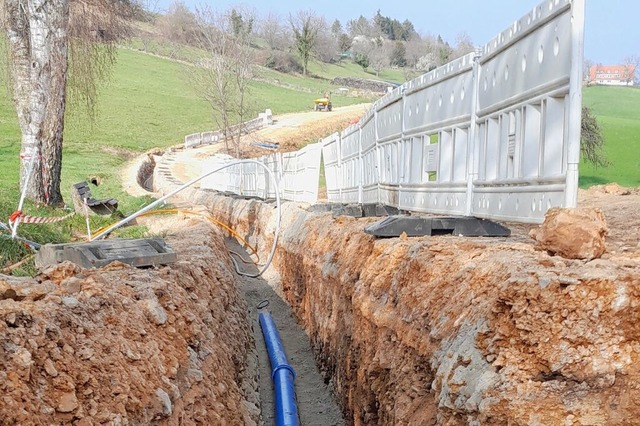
[4,0,70,206]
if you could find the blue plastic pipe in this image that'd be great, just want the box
[259,311,300,426]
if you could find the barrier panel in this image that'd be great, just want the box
[319,0,583,223]
[195,0,584,223]
[200,143,322,203]
[184,110,273,149]
[471,0,580,222]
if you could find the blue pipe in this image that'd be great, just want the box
[259,311,300,426]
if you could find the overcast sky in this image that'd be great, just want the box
[154,0,638,65]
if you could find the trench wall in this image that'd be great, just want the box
[0,223,259,425]
[195,190,640,425]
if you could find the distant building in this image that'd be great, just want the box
[588,65,636,86]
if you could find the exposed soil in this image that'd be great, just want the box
[3,107,639,425]
[0,219,260,425]
[190,185,640,426]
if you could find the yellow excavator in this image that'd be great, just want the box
[313,92,332,112]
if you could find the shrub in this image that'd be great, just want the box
[265,51,303,74]
[581,106,610,168]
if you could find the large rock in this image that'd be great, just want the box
[529,207,608,260]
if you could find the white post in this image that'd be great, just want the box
[358,126,363,204]
[466,50,483,216]
[565,0,586,208]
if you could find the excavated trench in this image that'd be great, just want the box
[2,152,639,424]
[190,188,640,425]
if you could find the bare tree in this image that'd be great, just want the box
[1,0,135,205]
[289,10,320,75]
[314,17,338,64]
[622,55,639,85]
[583,58,595,83]
[405,34,427,69]
[347,15,373,38]
[452,32,475,59]
[352,36,389,77]
[260,11,290,51]
[192,6,255,158]
[158,1,198,45]
[369,39,391,77]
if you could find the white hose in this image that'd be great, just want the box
[91,159,282,278]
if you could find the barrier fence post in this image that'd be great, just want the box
[466,50,483,216]
[565,0,586,208]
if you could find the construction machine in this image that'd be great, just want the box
[313,92,332,112]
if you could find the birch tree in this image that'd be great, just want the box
[1,0,135,206]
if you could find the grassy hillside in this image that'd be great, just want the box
[0,47,373,271]
[1,48,371,202]
[581,86,640,188]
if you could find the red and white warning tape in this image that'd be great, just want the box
[8,210,74,225]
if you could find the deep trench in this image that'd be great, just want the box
[141,151,640,425]
[226,238,345,426]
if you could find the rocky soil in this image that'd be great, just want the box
[0,221,259,425]
[188,183,640,426]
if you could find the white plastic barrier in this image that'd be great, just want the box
[184,110,273,149]
[320,0,583,223]
[471,0,581,222]
[200,154,239,193]
[200,143,323,204]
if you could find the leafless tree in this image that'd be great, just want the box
[158,1,198,45]
[192,6,255,157]
[452,32,475,59]
[314,17,338,64]
[405,34,427,69]
[583,58,594,83]
[347,15,373,38]
[622,55,639,85]
[369,39,391,77]
[352,36,389,77]
[1,0,136,205]
[260,12,290,51]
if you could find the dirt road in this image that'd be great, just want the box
[164,104,370,184]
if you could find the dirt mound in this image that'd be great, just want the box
[0,222,259,425]
[242,105,370,158]
[332,77,397,94]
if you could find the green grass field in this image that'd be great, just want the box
[581,86,640,188]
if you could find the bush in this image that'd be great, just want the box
[354,53,370,70]
[581,106,610,168]
[265,51,303,74]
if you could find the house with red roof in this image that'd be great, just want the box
[588,65,636,86]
